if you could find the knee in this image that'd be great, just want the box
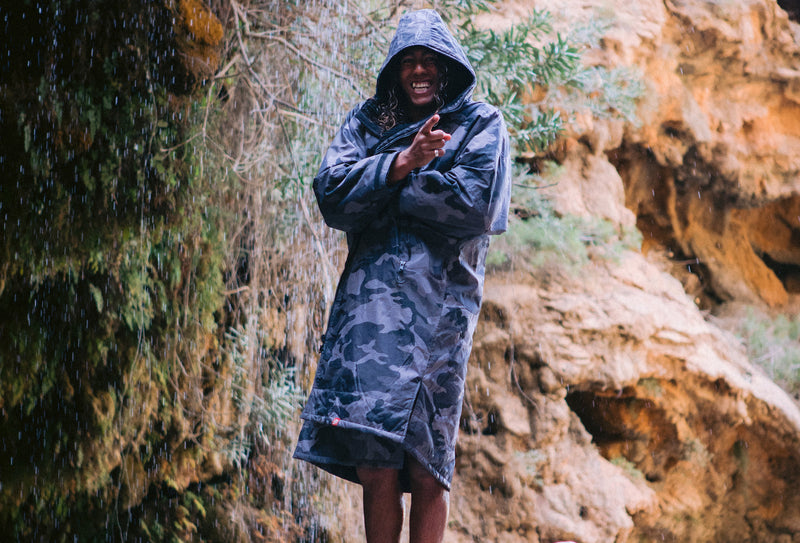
[408,460,447,498]
[357,466,399,492]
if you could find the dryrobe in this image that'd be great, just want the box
[294,9,511,490]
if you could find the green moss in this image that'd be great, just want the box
[637,377,664,398]
[0,0,228,538]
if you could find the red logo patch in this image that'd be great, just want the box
[331,417,341,426]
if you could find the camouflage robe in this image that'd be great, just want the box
[293,9,511,491]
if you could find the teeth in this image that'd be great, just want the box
[412,82,430,89]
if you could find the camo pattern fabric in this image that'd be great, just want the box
[293,9,511,491]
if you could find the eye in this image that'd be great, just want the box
[400,57,415,67]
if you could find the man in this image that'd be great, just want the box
[294,9,511,542]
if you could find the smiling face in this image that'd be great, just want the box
[397,47,441,121]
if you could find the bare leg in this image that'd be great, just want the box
[356,466,404,543]
[408,457,449,543]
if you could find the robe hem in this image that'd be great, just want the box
[293,415,453,492]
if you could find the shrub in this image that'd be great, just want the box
[735,307,800,397]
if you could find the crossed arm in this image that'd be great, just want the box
[314,106,508,237]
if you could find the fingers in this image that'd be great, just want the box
[414,114,451,161]
[419,114,452,140]
[429,131,450,158]
[420,116,451,140]
[420,114,439,135]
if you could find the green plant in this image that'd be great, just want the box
[486,164,642,274]
[0,1,228,538]
[455,7,580,152]
[448,2,646,276]
[610,455,645,480]
[735,307,800,396]
[637,377,664,398]
[450,2,644,151]
[224,323,304,468]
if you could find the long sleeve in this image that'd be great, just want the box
[313,109,402,233]
[396,105,511,240]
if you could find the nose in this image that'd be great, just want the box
[413,60,428,74]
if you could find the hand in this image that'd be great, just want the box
[388,114,451,184]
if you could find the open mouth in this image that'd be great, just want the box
[411,81,432,93]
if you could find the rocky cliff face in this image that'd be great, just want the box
[485,0,800,309]
[452,261,800,542]
[437,0,800,541]
[608,0,800,309]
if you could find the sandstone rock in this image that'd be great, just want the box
[451,251,800,541]
[542,145,636,228]
[488,0,800,308]
[607,0,800,307]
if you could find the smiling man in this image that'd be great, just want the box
[294,9,511,543]
[399,48,441,115]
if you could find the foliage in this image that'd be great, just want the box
[486,165,643,275]
[224,323,304,468]
[447,1,644,152]
[456,8,579,151]
[611,455,645,480]
[637,377,665,397]
[447,0,645,277]
[735,307,800,396]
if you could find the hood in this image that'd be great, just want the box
[375,9,475,111]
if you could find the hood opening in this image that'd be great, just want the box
[376,48,474,109]
[373,9,476,114]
